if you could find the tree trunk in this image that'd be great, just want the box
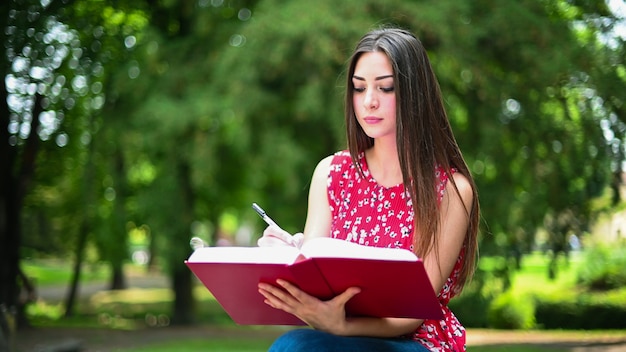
[1,91,43,330]
[171,266,195,325]
[147,231,159,272]
[109,265,126,290]
[0,6,21,340]
[0,49,19,323]
[170,158,196,325]
[65,114,96,317]
[64,221,90,317]
[108,148,128,290]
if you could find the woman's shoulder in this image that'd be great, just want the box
[316,150,350,168]
[312,152,339,180]
[447,171,474,209]
[332,149,351,160]
[311,150,352,181]
[452,172,473,195]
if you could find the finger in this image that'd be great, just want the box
[263,225,289,238]
[257,227,297,246]
[259,282,301,304]
[258,283,297,312]
[275,279,315,304]
[258,287,281,309]
[257,235,294,247]
[257,235,291,247]
[292,233,305,248]
[263,226,297,246]
[331,287,361,306]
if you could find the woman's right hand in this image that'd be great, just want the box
[257,225,304,248]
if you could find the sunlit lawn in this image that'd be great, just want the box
[477,250,584,302]
[117,340,565,352]
[22,252,615,352]
[469,347,566,352]
[510,251,582,296]
[23,258,111,286]
[119,338,274,352]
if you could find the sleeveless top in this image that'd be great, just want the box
[327,150,466,352]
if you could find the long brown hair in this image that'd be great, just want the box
[344,27,479,293]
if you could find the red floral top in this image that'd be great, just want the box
[327,150,466,352]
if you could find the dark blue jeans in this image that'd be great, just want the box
[268,329,430,352]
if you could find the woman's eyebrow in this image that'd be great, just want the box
[352,74,394,81]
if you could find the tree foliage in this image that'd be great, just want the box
[1,0,148,323]
[2,0,625,327]
[210,0,625,260]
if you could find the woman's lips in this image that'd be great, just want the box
[363,116,382,124]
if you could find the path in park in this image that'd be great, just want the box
[13,271,626,352]
[14,325,626,352]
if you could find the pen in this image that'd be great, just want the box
[252,203,282,230]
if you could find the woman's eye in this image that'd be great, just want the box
[380,86,395,93]
[353,87,366,93]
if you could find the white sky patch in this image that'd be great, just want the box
[609,0,626,38]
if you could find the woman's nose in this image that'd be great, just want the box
[364,90,379,109]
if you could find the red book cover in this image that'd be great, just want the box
[186,238,443,325]
[186,260,331,325]
[311,257,443,320]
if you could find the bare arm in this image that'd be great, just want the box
[422,172,474,298]
[257,156,333,248]
[326,172,473,337]
[302,155,333,240]
[260,161,474,337]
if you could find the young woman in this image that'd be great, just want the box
[257,27,480,352]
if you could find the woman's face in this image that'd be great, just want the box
[352,51,397,141]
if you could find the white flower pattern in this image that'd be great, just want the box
[327,150,466,352]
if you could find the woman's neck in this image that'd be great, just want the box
[366,139,403,188]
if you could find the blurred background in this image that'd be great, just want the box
[1,0,626,348]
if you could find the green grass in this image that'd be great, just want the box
[22,253,622,352]
[22,259,110,286]
[117,340,564,352]
[510,251,582,297]
[119,338,274,352]
[28,286,236,328]
[469,347,566,352]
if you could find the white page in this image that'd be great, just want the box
[299,237,418,261]
[187,246,301,264]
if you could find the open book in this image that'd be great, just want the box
[185,237,443,325]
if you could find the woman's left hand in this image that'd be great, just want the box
[258,279,361,334]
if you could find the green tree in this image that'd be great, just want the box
[208,0,625,274]
[1,0,148,324]
[1,0,92,326]
[104,0,263,324]
[4,0,624,331]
